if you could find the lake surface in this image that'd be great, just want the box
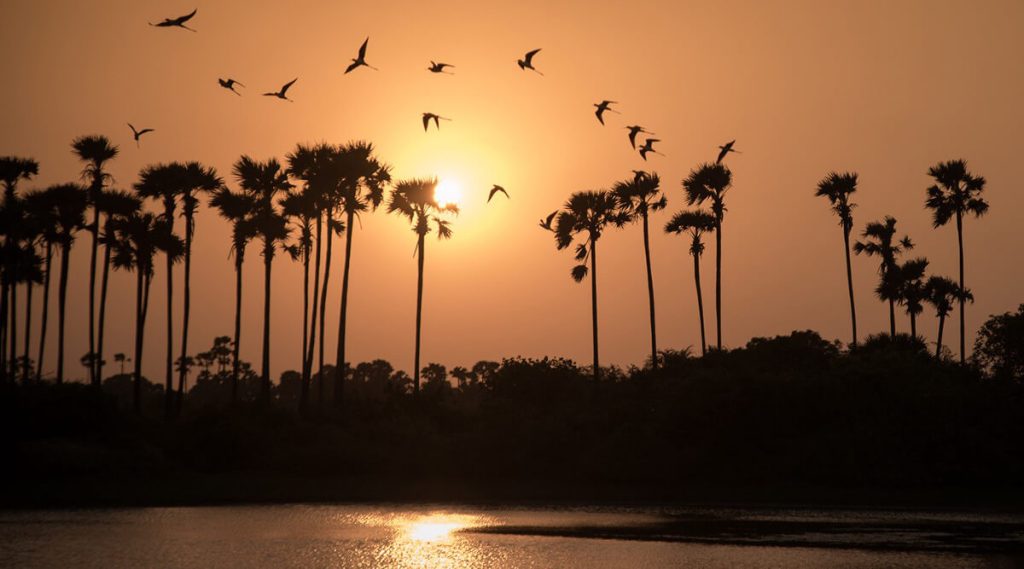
[1,504,1022,568]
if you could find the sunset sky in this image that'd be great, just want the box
[2,0,1022,382]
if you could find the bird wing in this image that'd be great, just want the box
[716,147,727,163]
[422,114,430,131]
[488,186,509,202]
[595,107,605,125]
[524,48,541,64]
[233,80,245,87]
[176,9,197,24]
[358,37,369,60]
[138,128,154,136]
[344,60,360,74]
[127,123,137,135]
[280,78,297,95]
[545,211,557,226]
[628,129,638,148]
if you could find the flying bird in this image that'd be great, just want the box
[345,38,378,73]
[218,78,244,95]
[428,61,454,74]
[625,125,653,149]
[488,185,509,203]
[127,123,154,147]
[593,100,619,125]
[638,138,662,161]
[716,140,739,163]
[149,8,198,31]
[263,78,297,101]
[539,211,557,231]
[517,49,543,75]
[422,112,451,131]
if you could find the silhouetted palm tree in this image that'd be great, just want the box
[387,177,457,395]
[815,171,859,346]
[94,190,141,384]
[111,212,182,412]
[925,159,989,363]
[234,156,292,403]
[210,188,255,403]
[0,156,38,381]
[72,136,118,385]
[281,187,318,410]
[16,201,45,383]
[553,190,627,383]
[665,209,716,356]
[113,352,130,375]
[613,171,667,368]
[924,275,973,358]
[683,163,732,349]
[854,216,913,336]
[894,257,929,339]
[48,184,88,383]
[23,189,56,383]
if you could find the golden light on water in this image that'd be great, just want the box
[406,520,462,542]
[434,178,462,208]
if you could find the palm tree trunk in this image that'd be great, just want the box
[0,281,7,383]
[956,212,965,363]
[414,232,426,395]
[87,207,99,386]
[641,211,658,369]
[910,312,917,339]
[936,314,946,359]
[8,276,16,381]
[590,239,600,383]
[132,268,144,413]
[96,238,112,385]
[842,227,857,346]
[36,243,52,383]
[163,248,174,420]
[260,241,272,405]
[231,254,242,404]
[302,213,322,408]
[888,299,896,336]
[317,215,334,407]
[56,242,71,384]
[693,249,707,357]
[299,224,310,412]
[176,211,194,415]
[22,279,33,384]
[335,210,355,408]
[715,218,722,350]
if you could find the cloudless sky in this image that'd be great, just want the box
[1,0,1022,382]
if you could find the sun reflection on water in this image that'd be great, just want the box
[355,511,502,568]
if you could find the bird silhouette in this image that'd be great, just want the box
[345,38,378,73]
[263,78,297,101]
[428,61,454,74]
[149,8,198,31]
[218,78,244,95]
[127,123,154,147]
[593,100,619,125]
[639,138,662,161]
[422,112,451,131]
[539,211,557,231]
[517,49,543,75]
[716,140,740,163]
[488,185,509,203]
[625,125,653,149]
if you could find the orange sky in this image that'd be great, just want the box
[2,0,1022,382]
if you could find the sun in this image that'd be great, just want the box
[434,178,462,208]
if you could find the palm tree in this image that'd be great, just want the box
[15,216,44,384]
[925,159,989,363]
[210,188,256,404]
[853,216,913,336]
[47,184,88,383]
[665,209,716,356]
[553,190,627,383]
[386,177,457,395]
[683,163,732,349]
[333,142,390,407]
[613,171,667,368]
[111,213,183,413]
[0,156,38,381]
[815,171,859,346]
[894,257,929,339]
[281,187,318,410]
[924,276,973,358]
[234,156,292,404]
[94,190,141,384]
[113,352,130,376]
[23,189,57,383]
[71,136,118,385]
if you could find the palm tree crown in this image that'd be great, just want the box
[554,190,625,282]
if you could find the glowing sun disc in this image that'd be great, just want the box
[434,178,462,208]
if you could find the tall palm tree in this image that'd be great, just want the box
[234,156,292,404]
[111,213,183,413]
[683,163,732,350]
[17,201,46,383]
[0,156,38,381]
[94,190,141,384]
[925,159,989,363]
[174,162,223,412]
[924,276,973,359]
[210,188,256,404]
[665,209,716,356]
[853,216,913,336]
[47,184,88,383]
[386,178,457,395]
[71,136,118,385]
[613,171,667,368]
[815,171,859,346]
[333,142,390,407]
[23,189,57,383]
[281,187,318,410]
[553,190,627,383]
[894,257,929,339]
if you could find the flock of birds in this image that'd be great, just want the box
[142,8,741,210]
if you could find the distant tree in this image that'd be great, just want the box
[683,162,733,349]
[0,157,39,382]
[23,189,56,383]
[925,159,989,363]
[113,352,130,376]
[972,304,1024,380]
[554,190,628,382]
[94,190,141,384]
[387,177,457,395]
[47,184,89,383]
[924,276,972,359]
[450,366,472,389]
[893,257,928,339]
[815,171,859,346]
[421,363,450,397]
[665,209,716,356]
[613,171,667,368]
[854,216,913,336]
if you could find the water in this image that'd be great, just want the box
[0,505,1021,568]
